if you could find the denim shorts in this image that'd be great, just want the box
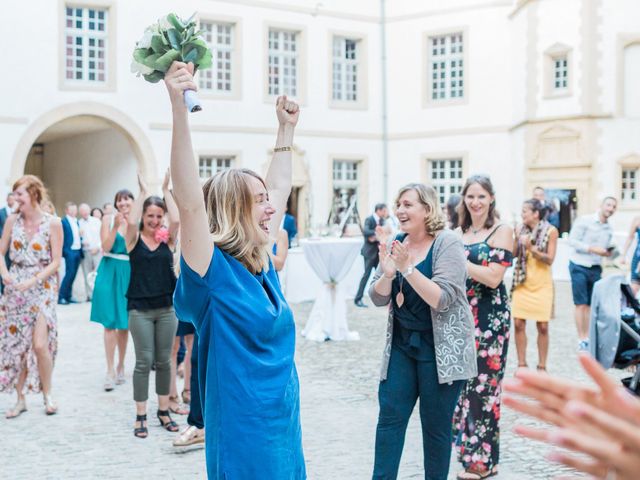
[569,262,602,305]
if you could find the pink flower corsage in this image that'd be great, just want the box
[154,226,170,244]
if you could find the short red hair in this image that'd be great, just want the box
[12,174,48,206]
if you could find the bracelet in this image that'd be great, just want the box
[273,146,292,153]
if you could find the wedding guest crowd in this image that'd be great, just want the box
[2,72,638,480]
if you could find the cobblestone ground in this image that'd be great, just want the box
[1,281,628,479]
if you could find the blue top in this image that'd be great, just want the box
[174,247,306,479]
[391,234,435,361]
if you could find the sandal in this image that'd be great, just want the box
[134,414,148,438]
[5,398,27,419]
[157,409,179,432]
[537,365,547,371]
[173,425,205,447]
[169,396,189,415]
[43,394,58,415]
[182,389,191,404]
[456,466,498,480]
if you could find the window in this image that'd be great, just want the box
[64,6,108,83]
[553,55,568,91]
[199,155,234,179]
[200,21,234,93]
[332,160,360,225]
[429,159,464,204]
[428,33,464,101]
[268,29,298,97]
[333,37,358,102]
[622,168,639,203]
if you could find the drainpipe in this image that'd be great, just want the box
[380,0,389,203]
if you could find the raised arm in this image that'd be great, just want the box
[161,168,180,247]
[265,96,299,242]
[165,61,213,276]
[272,229,289,272]
[125,173,147,251]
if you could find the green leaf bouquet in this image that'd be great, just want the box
[131,13,212,112]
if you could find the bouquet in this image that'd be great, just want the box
[131,13,212,112]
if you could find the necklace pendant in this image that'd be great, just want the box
[396,291,404,307]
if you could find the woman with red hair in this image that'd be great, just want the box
[0,175,63,417]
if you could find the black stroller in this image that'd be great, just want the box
[616,285,640,394]
[590,276,640,396]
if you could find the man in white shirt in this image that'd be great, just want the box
[78,203,102,301]
[59,202,83,304]
[568,196,617,350]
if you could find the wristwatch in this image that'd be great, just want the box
[401,265,414,278]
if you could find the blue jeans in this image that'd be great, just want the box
[187,331,203,429]
[373,345,464,480]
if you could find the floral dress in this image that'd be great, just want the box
[0,213,58,394]
[453,232,513,473]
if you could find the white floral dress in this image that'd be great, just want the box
[0,213,58,394]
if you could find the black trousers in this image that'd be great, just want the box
[355,254,379,302]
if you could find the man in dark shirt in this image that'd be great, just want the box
[354,203,388,308]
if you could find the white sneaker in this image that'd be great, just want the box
[578,340,589,352]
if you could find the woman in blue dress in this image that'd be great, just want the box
[165,61,305,479]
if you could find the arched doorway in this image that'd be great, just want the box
[11,102,155,213]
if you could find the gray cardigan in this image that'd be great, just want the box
[368,229,477,384]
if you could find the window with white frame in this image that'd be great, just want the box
[332,160,360,225]
[553,55,569,91]
[332,37,358,102]
[429,159,464,204]
[268,29,298,97]
[64,6,108,83]
[429,32,464,101]
[199,21,234,93]
[622,167,639,202]
[198,155,234,179]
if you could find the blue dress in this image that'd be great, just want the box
[174,247,306,480]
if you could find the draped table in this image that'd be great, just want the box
[300,237,363,341]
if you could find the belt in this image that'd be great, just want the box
[103,252,129,261]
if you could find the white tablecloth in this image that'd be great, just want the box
[299,238,363,342]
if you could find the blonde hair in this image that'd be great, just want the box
[394,183,445,235]
[203,168,270,274]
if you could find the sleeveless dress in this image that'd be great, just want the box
[631,226,640,284]
[453,227,513,473]
[0,213,58,393]
[174,247,306,479]
[511,251,553,321]
[90,230,130,330]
